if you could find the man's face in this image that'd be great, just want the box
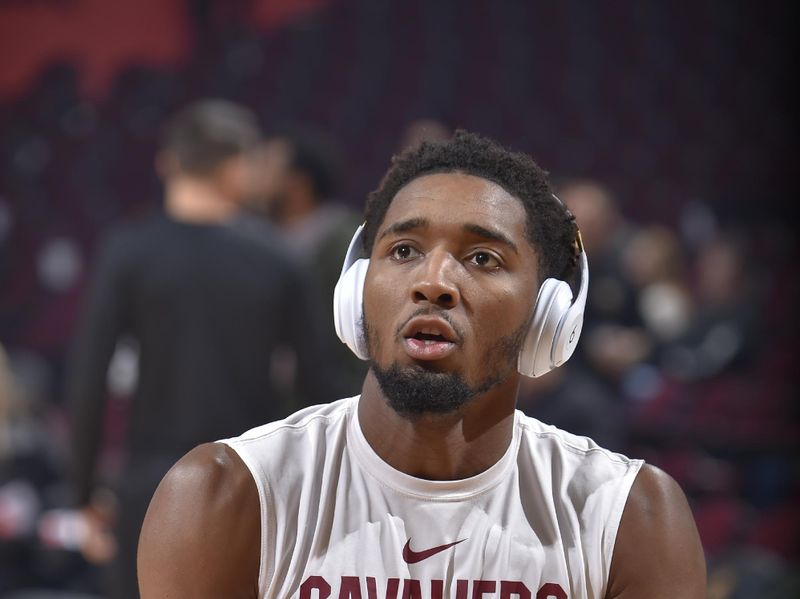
[243,138,292,215]
[363,172,540,415]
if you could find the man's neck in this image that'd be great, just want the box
[357,370,519,481]
[164,177,239,224]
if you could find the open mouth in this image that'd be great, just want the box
[412,331,449,343]
[402,320,458,360]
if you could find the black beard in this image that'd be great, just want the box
[372,363,479,416]
[363,316,529,417]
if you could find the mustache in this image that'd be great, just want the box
[394,307,465,344]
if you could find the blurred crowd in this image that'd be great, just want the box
[0,1,797,598]
[518,181,798,598]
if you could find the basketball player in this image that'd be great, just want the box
[138,131,706,598]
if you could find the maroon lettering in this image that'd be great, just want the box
[339,576,362,599]
[299,576,566,599]
[472,580,496,598]
[366,577,378,599]
[500,581,531,599]
[500,580,531,599]
[385,578,400,599]
[536,583,566,599]
[301,575,332,599]
[401,579,423,599]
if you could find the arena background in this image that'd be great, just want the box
[0,0,796,597]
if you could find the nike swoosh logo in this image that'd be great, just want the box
[402,538,466,564]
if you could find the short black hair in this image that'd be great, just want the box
[160,99,261,175]
[364,130,579,284]
[271,123,344,199]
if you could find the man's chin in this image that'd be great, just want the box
[399,358,454,374]
[371,362,476,417]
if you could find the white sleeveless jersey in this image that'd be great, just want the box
[219,396,642,599]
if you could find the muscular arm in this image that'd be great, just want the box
[606,464,706,598]
[138,443,261,598]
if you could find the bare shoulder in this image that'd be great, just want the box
[138,442,260,599]
[606,464,706,599]
[145,442,255,507]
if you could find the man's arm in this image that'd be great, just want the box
[67,233,131,505]
[138,443,260,598]
[606,464,706,598]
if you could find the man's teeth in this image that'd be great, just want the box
[413,329,449,343]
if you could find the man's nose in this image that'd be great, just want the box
[410,250,460,308]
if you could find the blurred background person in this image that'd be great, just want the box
[556,179,650,384]
[1,342,57,594]
[63,99,327,599]
[659,231,761,383]
[246,123,368,397]
[558,179,639,329]
[622,224,693,347]
[517,179,642,450]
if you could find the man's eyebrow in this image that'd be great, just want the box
[463,224,519,254]
[377,217,428,241]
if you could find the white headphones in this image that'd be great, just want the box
[332,206,589,378]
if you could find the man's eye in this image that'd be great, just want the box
[469,251,500,268]
[390,244,419,261]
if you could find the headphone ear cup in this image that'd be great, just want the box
[517,278,574,377]
[333,257,370,360]
[551,301,584,369]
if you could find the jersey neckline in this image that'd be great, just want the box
[347,396,521,500]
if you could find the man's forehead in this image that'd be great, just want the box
[381,172,526,232]
[394,171,512,202]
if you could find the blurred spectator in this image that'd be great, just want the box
[1,342,44,592]
[518,179,636,449]
[246,123,368,398]
[1,344,84,595]
[659,231,760,382]
[557,179,650,384]
[621,225,694,345]
[64,99,327,599]
[613,224,697,405]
